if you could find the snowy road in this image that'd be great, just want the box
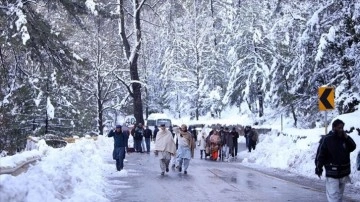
[106,154,326,201]
[104,143,348,202]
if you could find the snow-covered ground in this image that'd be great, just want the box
[0,110,359,201]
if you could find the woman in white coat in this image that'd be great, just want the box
[198,126,208,159]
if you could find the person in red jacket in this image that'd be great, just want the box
[315,119,356,202]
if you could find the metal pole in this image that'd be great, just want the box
[325,111,328,135]
[281,114,283,134]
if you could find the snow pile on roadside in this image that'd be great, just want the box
[239,111,360,188]
[0,137,111,202]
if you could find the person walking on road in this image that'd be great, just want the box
[153,125,159,142]
[315,119,357,202]
[244,126,249,148]
[209,130,222,161]
[230,127,239,158]
[154,124,177,175]
[134,123,144,153]
[175,124,195,174]
[218,126,226,160]
[245,126,258,152]
[357,128,360,171]
[222,127,233,161]
[144,125,152,153]
[122,125,131,152]
[170,127,179,169]
[198,125,208,159]
[108,125,128,171]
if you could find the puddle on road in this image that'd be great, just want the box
[207,168,260,191]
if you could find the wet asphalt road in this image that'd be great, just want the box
[105,143,359,202]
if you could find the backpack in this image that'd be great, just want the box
[134,128,143,140]
[251,131,258,142]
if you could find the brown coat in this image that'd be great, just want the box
[180,131,196,158]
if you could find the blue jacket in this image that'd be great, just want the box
[108,130,128,148]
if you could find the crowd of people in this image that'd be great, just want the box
[107,119,359,202]
[200,125,258,161]
[152,124,259,175]
[107,123,257,174]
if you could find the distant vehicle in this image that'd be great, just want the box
[146,113,172,130]
[189,124,205,131]
[42,134,67,148]
[188,124,205,142]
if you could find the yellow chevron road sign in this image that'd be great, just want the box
[318,87,335,111]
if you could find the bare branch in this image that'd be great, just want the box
[114,74,133,97]
[141,18,162,27]
[137,0,147,11]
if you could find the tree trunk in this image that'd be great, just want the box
[118,0,145,125]
[96,18,104,135]
[210,0,217,46]
[45,80,49,134]
[194,0,200,121]
[284,76,297,127]
[195,49,200,121]
[258,92,263,117]
[97,79,104,135]
[45,111,49,134]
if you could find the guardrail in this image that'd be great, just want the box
[254,128,272,134]
[0,136,98,175]
[0,156,41,175]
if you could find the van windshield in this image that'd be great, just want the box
[147,120,156,126]
[157,119,172,127]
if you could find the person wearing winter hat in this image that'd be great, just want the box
[108,125,128,171]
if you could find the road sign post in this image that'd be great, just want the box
[318,87,335,135]
[325,111,328,135]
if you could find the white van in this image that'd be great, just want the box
[146,113,172,130]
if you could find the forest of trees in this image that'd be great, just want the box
[0,0,359,154]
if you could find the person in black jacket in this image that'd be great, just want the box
[134,123,144,153]
[230,127,239,158]
[244,126,257,152]
[153,125,159,142]
[356,128,360,171]
[143,126,152,153]
[108,125,128,171]
[315,119,357,202]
